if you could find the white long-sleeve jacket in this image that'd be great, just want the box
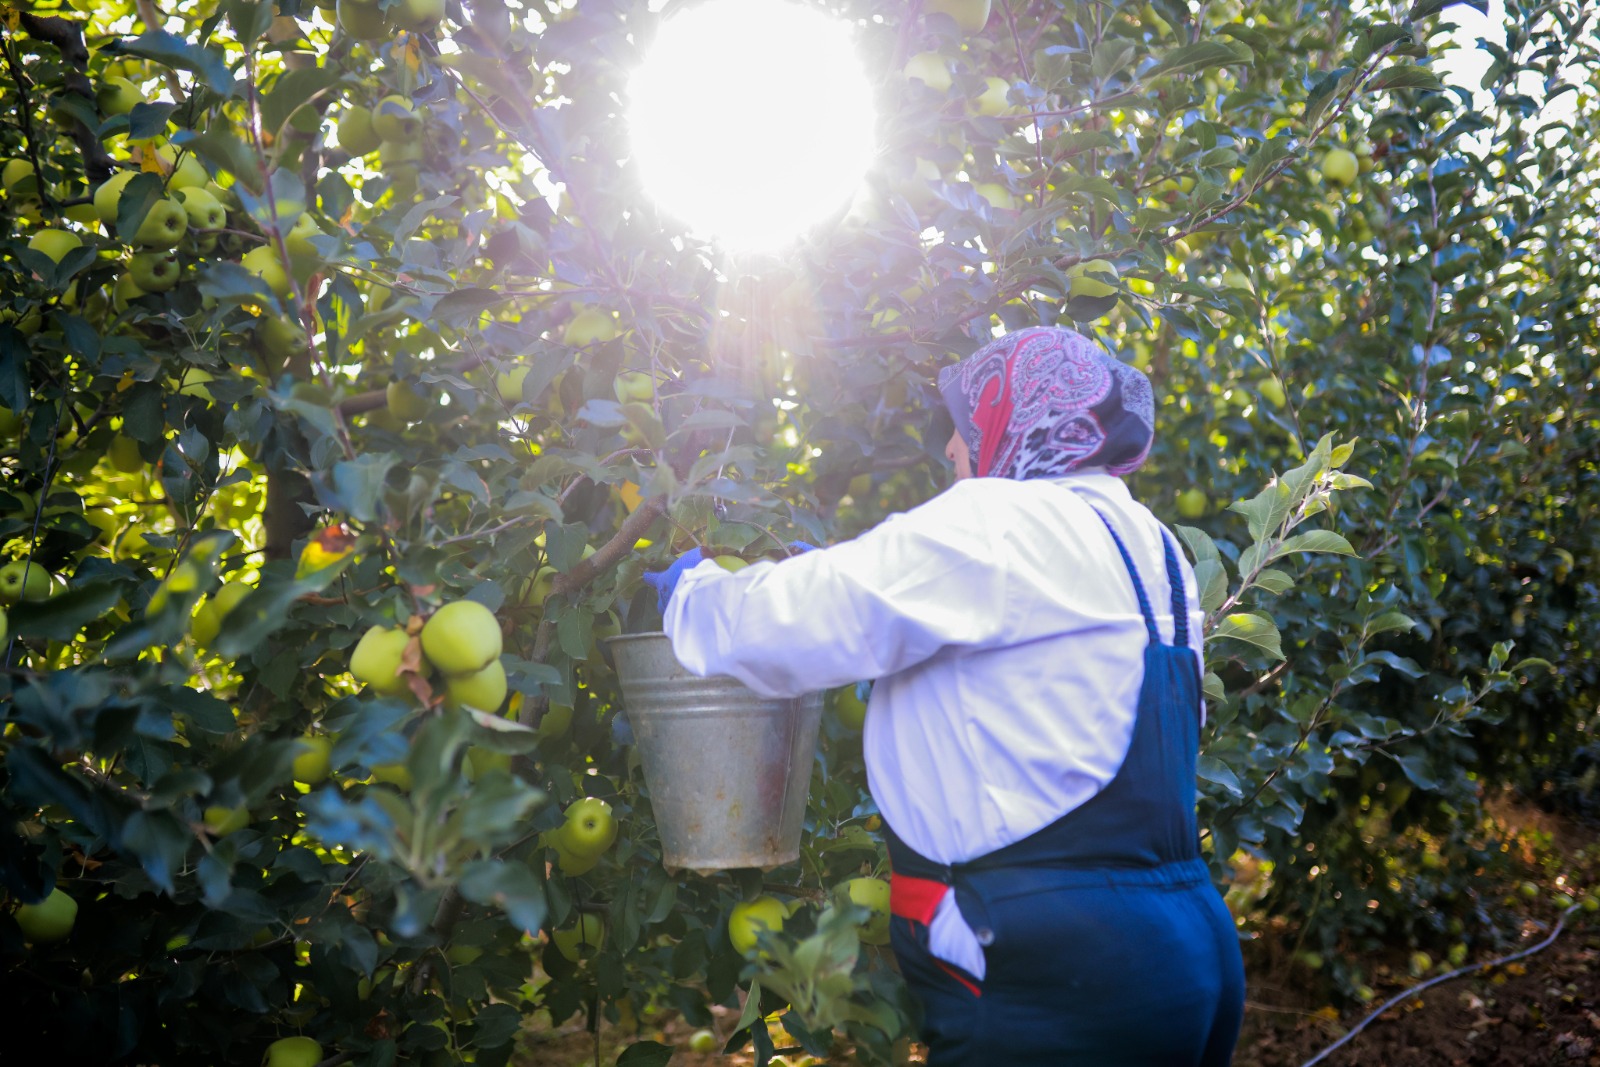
[663,471,1203,977]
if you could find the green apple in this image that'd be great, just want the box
[844,877,891,945]
[420,600,502,675]
[112,272,147,312]
[284,213,322,261]
[974,182,1016,211]
[378,138,423,167]
[96,75,143,116]
[902,51,952,93]
[349,624,411,695]
[190,600,222,646]
[156,146,208,191]
[713,555,748,573]
[14,887,78,943]
[1259,376,1287,409]
[925,0,991,32]
[2,158,37,196]
[974,76,1011,116]
[92,170,137,225]
[1067,259,1119,298]
[613,370,653,404]
[337,105,382,156]
[550,913,605,963]
[260,316,307,366]
[385,380,432,422]
[832,684,867,731]
[1176,488,1208,520]
[371,95,421,142]
[128,250,180,292]
[337,0,391,39]
[27,228,82,264]
[560,797,617,858]
[134,197,188,248]
[108,433,144,473]
[292,734,333,785]
[241,244,292,298]
[563,308,619,347]
[546,830,599,875]
[444,658,507,712]
[0,560,52,604]
[1220,268,1251,290]
[0,407,19,437]
[537,703,573,740]
[496,365,531,404]
[1321,148,1359,185]
[463,745,511,781]
[203,804,249,836]
[688,1030,717,1054]
[396,0,445,28]
[728,895,786,956]
[177,186,226,230]
[264,1036,323,1067]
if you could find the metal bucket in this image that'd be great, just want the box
[608,632,823,871]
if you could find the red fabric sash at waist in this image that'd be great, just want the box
[889,870,950,925]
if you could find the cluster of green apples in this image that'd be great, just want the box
[725,877,890,959]
[543,796,618,876]
[333,0,445,41]
[334,81,430,200]
[350,599,508,714]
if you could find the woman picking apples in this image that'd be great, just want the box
[650,327,1244,1065]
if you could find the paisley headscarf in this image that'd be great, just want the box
[937,327,1154,480]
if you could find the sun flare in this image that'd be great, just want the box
[627,0,878,251]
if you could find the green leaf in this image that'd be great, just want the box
[1241,135,1296,190]
[1194,559,1228,614]
[434,287,510,328]
[1229,479,1294,543]
[1273,530,1357,559]
[1175,524,1220,565]
[222,0,276,46]
[108,31,233,94]
[1366,610,1416,636]
[261,66,344,140]
[616,1041,674,1067]
[1092,40,1139,81]
[115,171,166,245]
[1202,671,1226,704]
[1253,568,1295,596]
[1212,612,1285,660]
[457,859,548,934]
[1197,755,1244,798]
[180,129,262,193]
[1373,63,1444,92]
[1145,41,1241,79]
[331,453,398,524]
[9,582,122,641]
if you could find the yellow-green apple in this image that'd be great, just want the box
[560,797,617,857]
[0,560,52,604]
[371,95,421,142]
[177,186,226,230]
[546,830,599,875]
[844,877,891,945]
[1067,259,1119,298]
[832,684,867,731]
[1259,376,1287,408]
[1321,148,1358,185]
[349,624,411,695]
[259,316,307,366]
[2,158,37,195]
[202,804,249,836]
[336,0,391,39]
[551,913,605,962]
[1176,488,1208,519]
[902,52,952,93]
[613,370,653,404]
[284,213,322,261]
[385,380,431,422]
[133,197,188,247]
[337,105,382,156]
[93,170,136,225]
[713,556,748,573]
[241,244,292,297]
[974,76,1011,116]
[264,1036,322,1067]
[420,600,502,675]
[537,703,573,740]
[728,896,786,956]
[96,76,142,116]
[562,308,619,346]
[112,272,147,312]
[396,0,445,28]
[924,0,991,32]
[15,887,77,943]
[369,762,411,790]
[974,182,1016,211]
[157,146,208,190]
[444,658,507,712]
[292,734,333,785]
[127,250,180,292]
[689,1030,717,1054]
[27,228,82,264]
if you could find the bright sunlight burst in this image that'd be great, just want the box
[627,0,877,251]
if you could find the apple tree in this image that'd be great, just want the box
[1,0,1596,1063]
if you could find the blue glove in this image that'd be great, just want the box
[642,548,704,614]
[784,540,818,556]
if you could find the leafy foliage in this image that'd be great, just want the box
[0,0,1596,1063]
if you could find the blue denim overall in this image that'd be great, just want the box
[885,511,1246,1065]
